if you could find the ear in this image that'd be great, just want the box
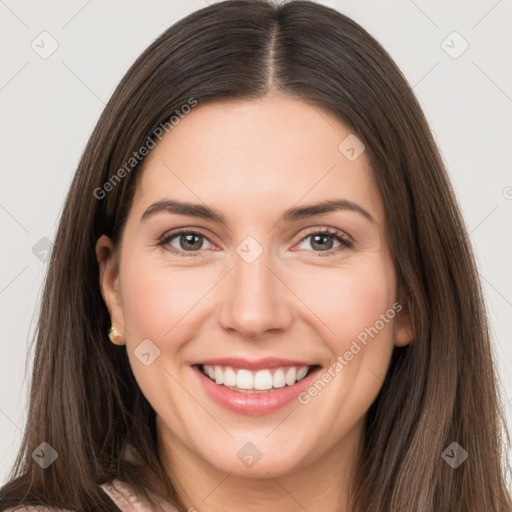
[394,288,414,347]
[96,234,126,345]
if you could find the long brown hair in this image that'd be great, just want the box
[1,1,510,510]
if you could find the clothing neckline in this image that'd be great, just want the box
[100,478,178,512]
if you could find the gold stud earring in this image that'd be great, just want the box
[108,323,124,344]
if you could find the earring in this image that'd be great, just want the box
[108,323,124,344]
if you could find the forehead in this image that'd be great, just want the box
[131,95,383,223]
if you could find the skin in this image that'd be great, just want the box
[96,93,413,512]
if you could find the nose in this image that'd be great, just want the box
[217,249,294,339]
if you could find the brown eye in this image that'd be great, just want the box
[159,230,214,256]
[175,233,205,251]
[295,229,352,255]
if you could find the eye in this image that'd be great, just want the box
[295,228,352,255]
[157,227,352,258]
[158,229,215,256]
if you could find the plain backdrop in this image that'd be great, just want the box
[1,0,511,484]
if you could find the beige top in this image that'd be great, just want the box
[4,479,179,512]
[100,479,179,511]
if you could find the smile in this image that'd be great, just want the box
[200,364,312,392]
[192,359,321,415]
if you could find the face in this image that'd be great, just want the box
[97,94,413,480]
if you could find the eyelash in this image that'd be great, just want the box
[157,227,353,258]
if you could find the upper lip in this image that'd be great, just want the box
[192,357,318,371]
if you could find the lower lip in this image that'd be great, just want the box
[193,365,320,415]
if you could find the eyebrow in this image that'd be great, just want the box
[140,198,375,224]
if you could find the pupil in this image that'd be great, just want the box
[312,234,333,251]
[181,234,202,251]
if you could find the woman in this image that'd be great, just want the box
[1,1,510,511]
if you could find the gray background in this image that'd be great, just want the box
[1,0,511,483]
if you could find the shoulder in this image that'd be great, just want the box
[3,480,178,512]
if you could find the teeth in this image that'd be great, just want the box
[254,369,272,390]
[237,369,253,390]
[223,367,237,387]
[285,367,297,386]
[201,364,312,391]
[214,366,224,385]
[296,366,308,380]
[273,368,286,388]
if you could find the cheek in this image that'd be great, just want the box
[293,263,396,424]
[119,254,216,341]
[293,258,396,407]
[117,255,208,425]
[291,258,395,348]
